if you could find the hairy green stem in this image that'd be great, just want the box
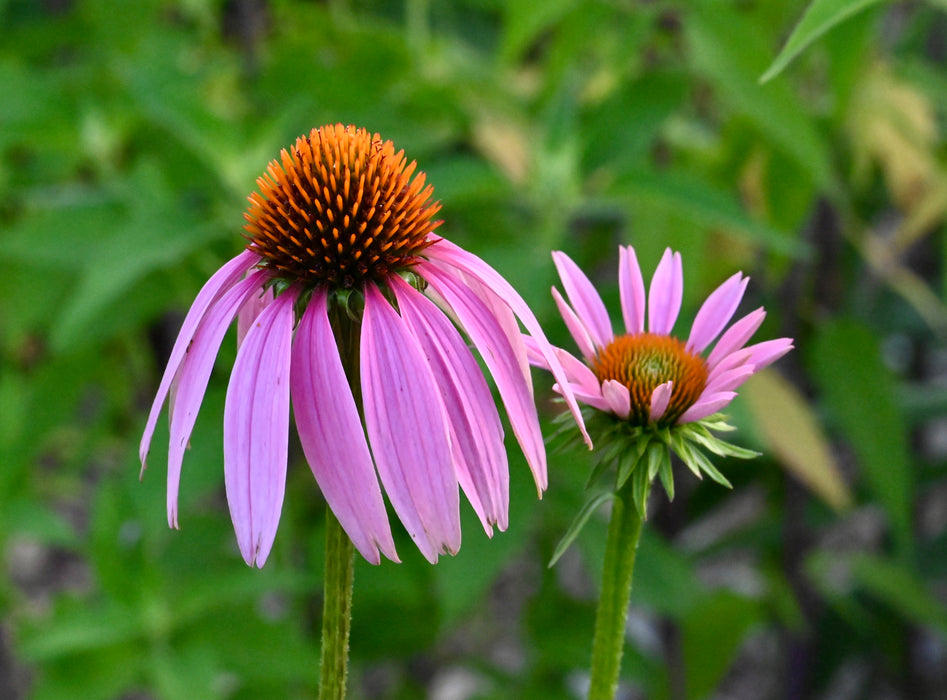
[319,511,355,700]
[587,484,644,699]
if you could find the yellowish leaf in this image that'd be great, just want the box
[743,370,852,511]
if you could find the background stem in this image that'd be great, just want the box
[587,484,644,700]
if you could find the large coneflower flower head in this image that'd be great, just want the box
[244,124,440,289]
[140,124,589,568]
[532,245,792,518]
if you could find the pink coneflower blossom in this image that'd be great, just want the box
[530,246,793,430]
[140,124,589,568]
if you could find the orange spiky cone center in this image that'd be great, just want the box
[243,124,442,290]
[591,333,708,425]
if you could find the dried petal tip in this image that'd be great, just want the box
[243,124,443,290]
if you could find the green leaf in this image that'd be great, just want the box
[685,5,833,187]
[548,490,616,567]
[681,591,763,700]
[850,555,947,636]
[616,437,650,489]
[743,369,852,511]
[631,460,653,519]
[619,170,807,257]
[811,319,914,559]
[760,0,888,83]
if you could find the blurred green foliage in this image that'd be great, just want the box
[2,0,947,698]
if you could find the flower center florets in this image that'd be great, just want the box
[243,124,442,290]
[591,333,708,426]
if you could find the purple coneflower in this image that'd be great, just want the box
[140,124,588,567]
[532,246,793,429]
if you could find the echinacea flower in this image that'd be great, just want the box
[140,124,588,567]
[530,246,792,512]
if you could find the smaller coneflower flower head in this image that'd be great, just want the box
[530,246,792,520]
[141,124,589,568]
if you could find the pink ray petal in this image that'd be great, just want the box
[423,239,591,448]
[166,271,268,529]
[602,380,631,419]
[393,276,509,534]
[648,249,683,335]
[650,381,673,422]
[619,246,647,335]
[679,391,737,424]
[223,286,297,567]
[523,336,602,396]
[291,290,399,565]
[743,337,794,371]
[422,263,547,492]
[686,273,749,354]
[237,285,275,349]
[551,251,613,348]
[707,308,766,369]
[361,285,460,563]
[704,365,757,394]
[552,286,596,359]
[140,249,259,470]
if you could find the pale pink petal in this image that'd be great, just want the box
[291,290,398,565]
[524,336,602,396]
[551,251,613,348]
[361,285,460,563]
[649,381,673,422]
[140,249,259,470]
[552,286,596,359]
[223,287,297,567]
[686,273,749,354]
[393,276,509,534]
[679,391,737,424]
[424,238,591,448]
[707,308,766,369]
[743,337,794,371]
[421,263,548,492]
[648,249,683,335]
[619,246,647,335]
[601,380,631,419]
[704,365,757,394]
[166,271,268,529]
[237,285,275,349]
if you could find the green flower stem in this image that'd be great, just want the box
[587,483,644,700]
[318,300,360,700]
[319,509,355,700]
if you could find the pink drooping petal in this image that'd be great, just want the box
[648,248,683,335]
[223,287,297,568]
[619,245,647,335]
[552,286,597,359]
[679,391,738,424]
[237,284,275,349]
[140,249,260,470]
[551,251,614,349]
[742,337,794,371]
[686,273,749,354]
[424,238,591,449]
[703,365,757,394]
[361,285,460,563]
[524,336,602,396]
[291,290,398,565]
[393,276,509,534]
[601,380,631,419]
[649,381,673,422]
[166,271,268,529]
[707,307,766,369]
[422,263,548,492]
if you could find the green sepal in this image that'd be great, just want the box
[658,457,675,501]
[631,459,653,519]
[616,437,650,489]
[548,490,617,567]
